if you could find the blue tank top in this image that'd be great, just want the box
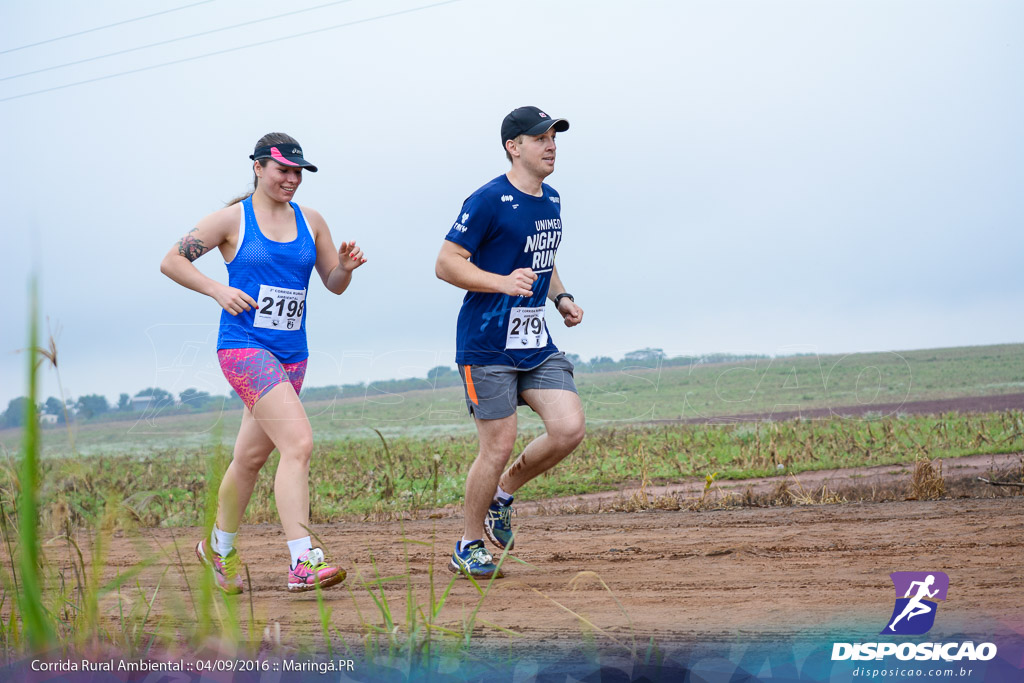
[216,196,317,363]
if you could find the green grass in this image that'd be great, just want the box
[2,410,1019,528]
[2,343,1020,526]
[5,342,1022,458]
[14,278,56,650]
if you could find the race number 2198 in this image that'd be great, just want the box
[254,284,306,331]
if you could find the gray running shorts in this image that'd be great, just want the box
[458,352,578,420]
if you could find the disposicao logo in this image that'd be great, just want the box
[882,571,948,636]
[831,570,997,662]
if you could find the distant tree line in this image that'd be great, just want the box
[0,386,242,429]
[301,350,769,402]
[1,349,768,427]
[301,365,464,402]
[568,348,769,373]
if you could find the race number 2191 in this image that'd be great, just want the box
[505,306,548,349]
[254,284,306,331]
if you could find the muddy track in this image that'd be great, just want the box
[82,466,1022,653]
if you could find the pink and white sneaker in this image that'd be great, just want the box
[287,548,345,593]
[195,538,244,595]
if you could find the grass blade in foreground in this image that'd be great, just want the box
[17,277,56,649]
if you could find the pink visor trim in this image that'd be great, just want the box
[270,146,300,166]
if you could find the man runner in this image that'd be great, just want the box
[435,106,586,578]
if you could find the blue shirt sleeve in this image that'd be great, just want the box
[444,191,496,255]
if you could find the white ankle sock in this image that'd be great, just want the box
[458,538,481,553]
[211,525,236,556]
[288,536,312,568]
[494,484,513,504]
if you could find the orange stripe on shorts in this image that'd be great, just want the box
[464,365,479,405]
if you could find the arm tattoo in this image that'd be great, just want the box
[177,228,209,262]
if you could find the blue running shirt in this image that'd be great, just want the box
[445,175,563,368]
[217,197,317,363]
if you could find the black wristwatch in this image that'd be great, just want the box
[554,292,574,307]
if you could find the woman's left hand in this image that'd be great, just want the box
[338,241,367,271]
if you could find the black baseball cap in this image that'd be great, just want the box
[501,106,569,148]
[250,144,318,172]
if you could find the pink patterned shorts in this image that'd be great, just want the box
[217,348,308,410]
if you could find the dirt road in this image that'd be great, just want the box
[87,457,1022,657]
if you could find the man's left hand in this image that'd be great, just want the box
[557,298,583,327]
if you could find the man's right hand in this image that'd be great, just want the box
[501,268,538,297]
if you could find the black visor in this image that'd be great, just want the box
[250,144,318,172]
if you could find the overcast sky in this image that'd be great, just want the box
[1,0,1021,409]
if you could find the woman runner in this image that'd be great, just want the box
[160,132,366,593]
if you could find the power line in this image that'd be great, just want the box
[1,0,360,83]
[0,0,462,104]
[0,1,216,56]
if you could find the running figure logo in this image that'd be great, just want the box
[881,571,949,635]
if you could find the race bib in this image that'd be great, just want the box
[254,284,306,331]
[505,306,548,349]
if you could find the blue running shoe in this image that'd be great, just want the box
[448,540,503,579]
[484,497,515,550]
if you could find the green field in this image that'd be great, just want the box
[4,343,1022,457]
[0,343,1020,527]
[12,410,1020,529]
